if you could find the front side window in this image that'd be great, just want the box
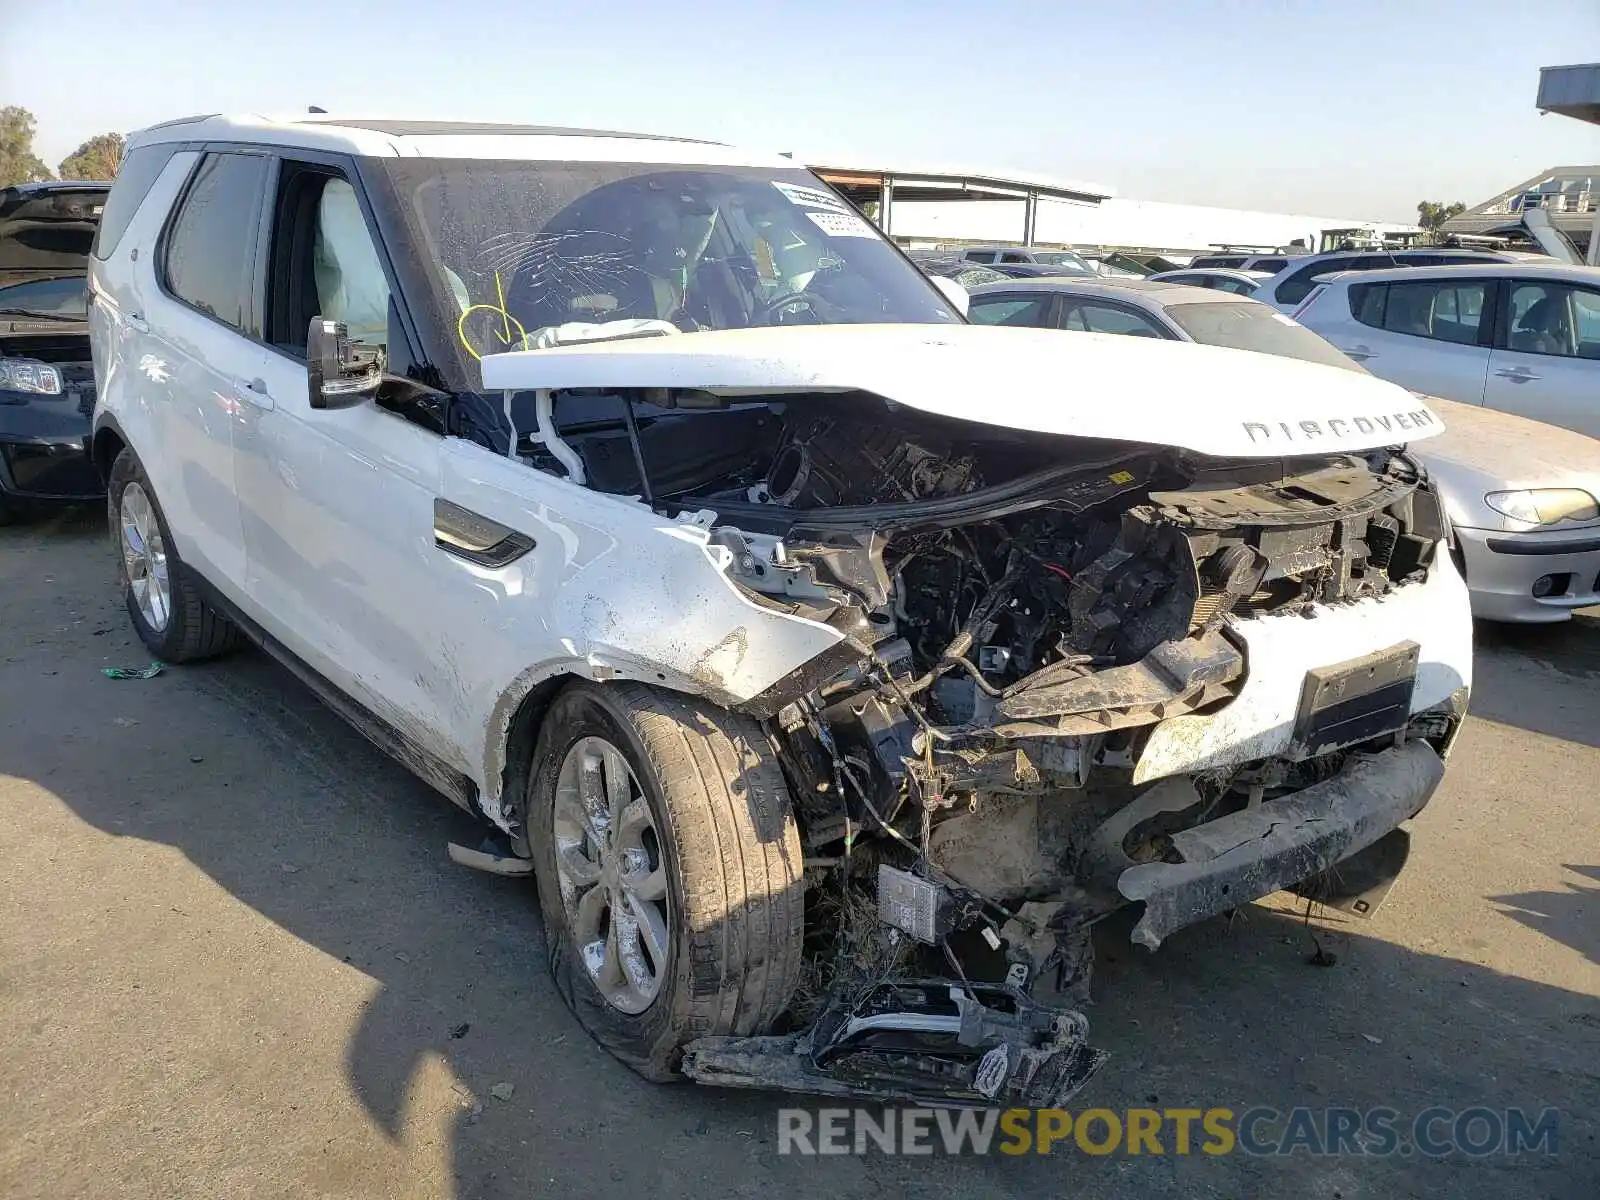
[1063,302,1166,337]
[162,152,269,332]
[1504,281,1600,358]
[964,250,997,263]
[968,295,1052,327]
[368,160,958,386]
[1250,257,1287,273]
[1166,300,1365,371]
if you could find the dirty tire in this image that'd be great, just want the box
[107,447,240,662]
[527,681,804,1081]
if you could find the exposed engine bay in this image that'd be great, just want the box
[496,385,1468,1107]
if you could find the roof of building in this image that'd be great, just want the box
[805,160,1113,204]
[1443,164,1599,235]
[1537,63,1600,124]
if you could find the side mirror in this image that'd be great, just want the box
[307,317,383,410]
[931,275,970,316]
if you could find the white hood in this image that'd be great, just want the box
[479,323,1444,458]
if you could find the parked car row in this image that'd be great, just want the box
[60,113,1484,1112]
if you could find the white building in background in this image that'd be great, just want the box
[803,159,1418,261]
[892,195,1418,259]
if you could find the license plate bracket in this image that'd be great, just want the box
[1288,640,1419,760]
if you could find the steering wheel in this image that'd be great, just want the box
[754,291,822,325]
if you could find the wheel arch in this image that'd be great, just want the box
[485,658,738,853]
[90,414,128,485]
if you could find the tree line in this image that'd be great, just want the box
[2,106,124,186]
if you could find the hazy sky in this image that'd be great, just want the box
[5,0,1597,222]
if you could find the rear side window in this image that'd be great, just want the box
[1350,279,1486,345]
[161,152,269,332]
[92,145,178,260]
[964,250,996,263]
[968,295,1052,326]
[1000,251,1029,263]
[1064,302,1167,337]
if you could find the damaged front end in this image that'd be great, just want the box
[645,393,1468,1106]
[470,331,1472,1107]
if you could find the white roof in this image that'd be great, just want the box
[125,114,796,168]
[1314,261,1600,286]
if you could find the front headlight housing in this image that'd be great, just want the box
[0,357,63,396]
[1483,488,1600,526]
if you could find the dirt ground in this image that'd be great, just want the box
[2,509,1596,1199]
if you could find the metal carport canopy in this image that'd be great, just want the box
[800,160,1113,246]
[1535,63,1600,264]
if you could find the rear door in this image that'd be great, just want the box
[1321,276,1493,404]
[1482,278,1600,437]
[134,149,271,592]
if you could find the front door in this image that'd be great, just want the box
[1482,277,1600,438]
[232,156,464,773]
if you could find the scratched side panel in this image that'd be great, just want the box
[436,437,844,827]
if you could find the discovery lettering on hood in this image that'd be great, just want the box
[1242,408,1440,446]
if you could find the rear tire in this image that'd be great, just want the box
[527,682,804,1080]
[108,447,240,662]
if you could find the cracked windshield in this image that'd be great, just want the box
[382,161,959,367]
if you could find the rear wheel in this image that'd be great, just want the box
[108,448,240,662]
[527,682,804,1080]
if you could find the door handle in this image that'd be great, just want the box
[237,377,275,410]
[1494,367,1540,383]
[127,312,149,333]
[1342,345,1375,361]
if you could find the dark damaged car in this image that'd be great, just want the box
[0,181,108,522]
[88,116,1473,1109]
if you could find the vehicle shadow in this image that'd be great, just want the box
[1470,609,1600,750]
[3,513,1597,1200]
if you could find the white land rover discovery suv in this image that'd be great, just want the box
[89,114,1472,1108]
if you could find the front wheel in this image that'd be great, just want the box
[527,682,804,1080]
[107,447,240,662]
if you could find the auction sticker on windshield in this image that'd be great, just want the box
[802,209,878,238]
[773,181,853,212]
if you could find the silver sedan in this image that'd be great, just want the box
[967,277,1600,622]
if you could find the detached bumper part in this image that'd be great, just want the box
[1117,740,1444,950]
[682,982,1107,1107]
